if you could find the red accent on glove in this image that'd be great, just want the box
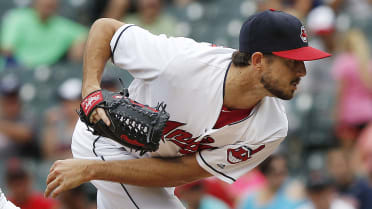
[120,134,145,147]
[129,99,158,112]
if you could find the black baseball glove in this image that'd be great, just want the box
[78,88,169,155]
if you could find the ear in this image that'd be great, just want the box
[251,52,264,71]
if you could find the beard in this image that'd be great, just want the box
[260,73,294,100]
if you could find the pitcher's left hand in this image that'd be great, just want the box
[44,159,96,198]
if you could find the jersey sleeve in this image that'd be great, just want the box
[196,138,284,184]
[109,24,193,81]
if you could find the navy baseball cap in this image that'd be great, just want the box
[239,9,331,61]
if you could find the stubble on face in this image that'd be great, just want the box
[260,71,295,100]
[260,56,305,100]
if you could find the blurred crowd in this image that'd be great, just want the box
[0,0,371,208]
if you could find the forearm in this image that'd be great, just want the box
[82,18,124,98]
[0,121,33,143]
[88,155,211,187]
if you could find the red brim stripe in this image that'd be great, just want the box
[272,46,331,61]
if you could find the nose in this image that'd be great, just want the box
[296,63,307,77]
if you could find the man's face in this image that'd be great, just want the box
[0,94,22,119]
[260,56,306,100]
[34,0,58,19]
[266,157,288,190]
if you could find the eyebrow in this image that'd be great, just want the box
[283,59,295,68]
[285,59,303,68]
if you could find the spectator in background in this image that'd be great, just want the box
[356,122,372,174]
[302,5,337,94]
[57,185,95,209]
[42,78,81,160]
[0,187,20,209]
[257,0,313,20]
[347,123,372,209]
[298,171,355,209]
[229,168,266,202]
[326,148,358,208]
[176,181,206,209]
[0,0,88,68]
[88,0,131,23]
[0,74,40,159]
[306,6,337,55]
[123,0,177,36]
[329,0,372,18]
[172,0,196,8]
[237,154,305,209]
[331,29,372,150]
[176,179,230,209]
[5,158,58,209]
[101,73,120,92]
[291,5,338,146]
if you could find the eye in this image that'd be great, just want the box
[285,60,296,68]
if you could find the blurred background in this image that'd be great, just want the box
[0,0,371,208]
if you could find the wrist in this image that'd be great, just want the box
[82,85,101,99]
[85,160,103,181]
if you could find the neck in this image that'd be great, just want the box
[36,12,50,23]
[141,11,158,25]
[223,63,269,109]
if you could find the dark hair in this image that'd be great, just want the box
[258,153,286,175]
[306,171,333,192]
[5,158,28,182]
[232,51,252,67]
[231,51,275,67]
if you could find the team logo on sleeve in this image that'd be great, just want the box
[227,145,265,164]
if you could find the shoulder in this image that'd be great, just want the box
[175,42,235,66]
[268,97,287,112]
[123,14,140,25]
[52,15,86,29]
[3,8,33,22]
[259,97,288,124]
[252,97,288,140]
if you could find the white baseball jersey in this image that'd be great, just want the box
[72,24,288,209]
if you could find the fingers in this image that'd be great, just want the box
[97,108,111,126]
[45,159,85,198]
[46,170,57,185]
[45,176,60,198]
[45,177,67,198]
[89,108,110,126]
[89,110,99,123]
[47,161,59,184]
[51,184,65,198]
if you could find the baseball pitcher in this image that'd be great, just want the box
[44,9,331,209]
